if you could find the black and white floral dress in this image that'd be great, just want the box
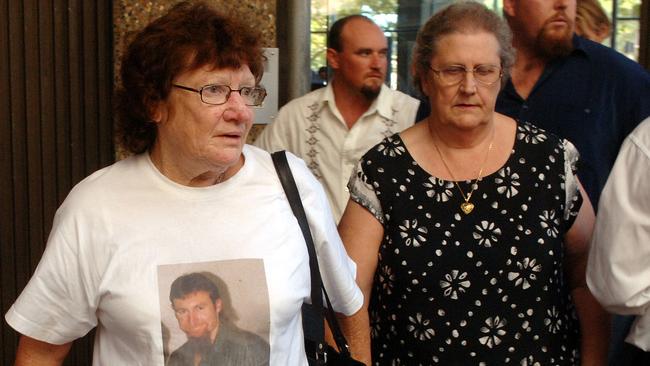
[348,123,583,365]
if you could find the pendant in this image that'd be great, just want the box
[460,201,475,214]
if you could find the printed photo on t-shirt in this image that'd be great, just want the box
[157,259,270,366]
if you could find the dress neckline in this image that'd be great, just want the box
[396,125,520,183]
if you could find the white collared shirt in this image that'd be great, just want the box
[255,84,420,221]
[587,116,650,351]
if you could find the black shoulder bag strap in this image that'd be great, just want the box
[271,150,354,363]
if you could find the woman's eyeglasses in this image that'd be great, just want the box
[429,64,502,86]
[172,84,267,106]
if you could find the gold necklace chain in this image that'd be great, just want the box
[432,130,494,214]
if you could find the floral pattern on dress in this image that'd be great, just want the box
[377,136,407,157]
[349,123,582,365]
[407,313,436,341]
[440,270,471,300]
[424,177,455,202]
[399,219,428,247]
[479,316,507,348]
[472,220,502,247]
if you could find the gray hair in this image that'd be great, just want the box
[412,1,515,92]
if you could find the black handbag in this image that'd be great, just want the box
[271,151,365,366]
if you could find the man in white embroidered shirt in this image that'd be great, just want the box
[254,15,419,222]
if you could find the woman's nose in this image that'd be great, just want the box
[225,89,248,106]
[223,92,252,122]
[459,72,478,93]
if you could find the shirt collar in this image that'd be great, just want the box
[572,34,589,54]
[502,34,590,99]
[570,34,590,58]
[317,83,394,119]
[542,34,589,78]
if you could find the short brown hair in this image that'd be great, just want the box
[115,1,264,154]
[169,272,220,305]
[412,1,515,93]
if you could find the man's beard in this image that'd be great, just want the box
[187,335,213,356]
[360,84,381,101]
[534,19,574,60]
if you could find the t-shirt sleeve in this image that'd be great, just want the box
[562,139,583,229]
[286,153,363,316]
[4,205,100,344]
[347,158,384,225]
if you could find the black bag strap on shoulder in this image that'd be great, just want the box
[271,150,323,311]
[271,151,354,363]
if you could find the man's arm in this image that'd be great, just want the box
[564,182,609,365]
[15,335,72,366]
[587,127,650,315]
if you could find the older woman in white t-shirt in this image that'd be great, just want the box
[5,2,363,365]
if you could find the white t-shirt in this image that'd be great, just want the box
[5,145,363,365]
[254,84,419,222]
[587,116,650,351]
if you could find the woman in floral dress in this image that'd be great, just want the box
[339,2,608,365]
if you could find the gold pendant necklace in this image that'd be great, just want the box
[432,131,494,215]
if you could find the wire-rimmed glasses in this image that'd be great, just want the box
[172,84,267,106]
[429,64,502,86]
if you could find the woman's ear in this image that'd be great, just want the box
[410,63,429,97]
[417,67,433,98]
[149,100,167,124]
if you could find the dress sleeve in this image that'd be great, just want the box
[562,139,583,227]
[347,159,384,225]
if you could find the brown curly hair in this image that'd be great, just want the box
[115,1,264,154]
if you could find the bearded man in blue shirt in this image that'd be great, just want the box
[497,0,650,208]
[497,1,650,364]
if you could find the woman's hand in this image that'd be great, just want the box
[15,335,72,366]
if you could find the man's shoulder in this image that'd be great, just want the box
[167,341,192,366]
[269,88,328,128]
[376,86,420,122]
[216,324,270,361]
[576,37,649,77]
[222,325,268,346]
[280,87,327,111]
[380,86,420,106]
[630,116,650,145]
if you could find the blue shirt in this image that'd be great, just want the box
[496,35,650,207]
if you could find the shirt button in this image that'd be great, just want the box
[522,104,529,110]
